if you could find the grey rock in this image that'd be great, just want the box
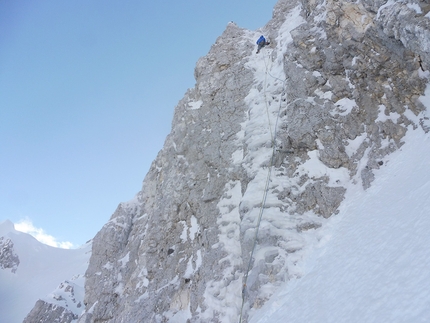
[377,1,430,70]
[23,300,77,323]
[361,0,389,14]
[0,237,19,273]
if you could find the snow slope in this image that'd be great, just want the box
[0,221,91,323]
[252,111,430,321]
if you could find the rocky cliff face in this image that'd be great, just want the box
[76,1,430,322]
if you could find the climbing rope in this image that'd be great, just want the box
[263,52,274,143]
[238,46,287,323]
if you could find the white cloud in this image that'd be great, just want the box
[14,218,75,249]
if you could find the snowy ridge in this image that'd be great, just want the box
[44,274,87,316]
[0,220,91,323]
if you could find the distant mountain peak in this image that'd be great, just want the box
[0,219,17,234]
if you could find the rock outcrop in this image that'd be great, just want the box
[23,279,84,323]
[23,300,78,323]
[73,1,430,322]
[0,237,20,273]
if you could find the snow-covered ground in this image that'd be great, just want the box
[252,110,430,321]
[0,220,91,323]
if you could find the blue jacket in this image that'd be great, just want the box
[256,36,265,45]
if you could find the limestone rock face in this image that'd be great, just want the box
[0,237,20,273]
[377,1,430,71]
[77,1,430,322]
[23,300,78,323]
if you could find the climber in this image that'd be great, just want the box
[256,35,270,54]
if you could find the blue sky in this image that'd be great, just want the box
[0,0,278,248]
